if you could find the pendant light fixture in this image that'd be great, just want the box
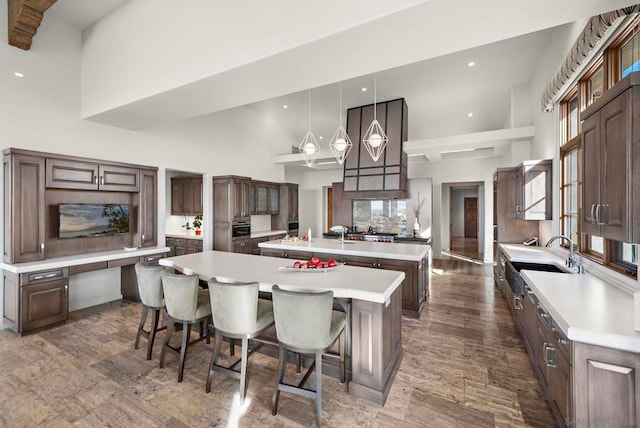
[299,89,320,167]
[362,75,388,162]
[329,83,353,165]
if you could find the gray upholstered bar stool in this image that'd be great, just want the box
[133,263,171,360]
[271,285,346,427]
[159,271,212,382]
[206,277,275,402]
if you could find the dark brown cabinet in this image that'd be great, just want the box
[339,254,428,318]
[4,153,46,263]
[255,182,269,214]
[269,185,279,214]
[251,182,280,215]
[138,169,157,247]
[522,286,537,358]
[3,267,69,335]
[288,184,298,221]
[271,183,298,232]
[344,98,408,196]
[213,175,252,252]
[171,176,202,215]
[233,178,251,223]
[46,158,139,192]
[581,72,640,243]
[514,160,552,220]
[232,238,251,254]
[166,237,202,256]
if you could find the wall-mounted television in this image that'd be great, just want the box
[58,203,130,239]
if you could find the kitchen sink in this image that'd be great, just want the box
[509,261,569,273]
[506,261,570,295]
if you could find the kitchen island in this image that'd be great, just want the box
[259,238,430,317]
[159,250,404,405]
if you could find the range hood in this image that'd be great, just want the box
[343,98,408,198]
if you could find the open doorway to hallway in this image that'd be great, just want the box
[445,184,484,262]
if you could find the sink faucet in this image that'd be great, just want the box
[545,235,584,273]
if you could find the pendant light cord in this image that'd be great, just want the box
[339,83,343,127]
[308,89,311,132]
[373,75,377,120]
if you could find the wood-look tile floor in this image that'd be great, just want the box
[0,257,554,427]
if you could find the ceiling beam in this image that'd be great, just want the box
[8,0,57,50]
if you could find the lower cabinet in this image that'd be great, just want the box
[166,237,202,256]
[574,343,640,428]
[3,267,69,335]
[232,238,251,254]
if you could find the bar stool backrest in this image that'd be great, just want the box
[161,271,201,322]
[207,278,259,335]
[271,285,334,350]
[135,263,169,308]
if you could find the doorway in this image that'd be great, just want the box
[448,185,482,261]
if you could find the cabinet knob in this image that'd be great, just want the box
[40,243,45,253]
[100,176,104,185]
[94,176,98,185]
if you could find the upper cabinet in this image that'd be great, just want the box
[344,98,408,197]
[4,153,46,263]
[171,176,203,216]
[137,169,158,247]
[287,183,298,221]
[46,158,139,192]
[514,160,552,220]
[581,72,640,243]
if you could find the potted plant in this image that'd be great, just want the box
[192,215,203,236]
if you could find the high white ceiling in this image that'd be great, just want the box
[43,0,637,169]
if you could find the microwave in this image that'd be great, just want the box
[288,221,299,232]
[232,223,251,239]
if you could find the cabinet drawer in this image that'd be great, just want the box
[69,262,109,275]
[140,253,166,265]
[551,320,571,359]
[21,268,68,285]
[108,257,140,268]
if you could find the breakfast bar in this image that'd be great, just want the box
[159,250,405,405]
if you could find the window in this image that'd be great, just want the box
[557,18,639,279]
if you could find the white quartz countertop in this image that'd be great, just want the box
[159,250,404,304]
[1,246,171,274]
[166,233,203,240]
[259,238,429,261]
[522,270,640,353]
[251,230,287,239]
[499,243,569,269]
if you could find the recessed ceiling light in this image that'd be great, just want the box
[467,112,474,117]
[468,61,475,67]
[14,72,24,77]
[361,87,367,92]
[319,136,323,140]
[283,104,288,109]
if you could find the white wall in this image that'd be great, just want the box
[450,187,479,237]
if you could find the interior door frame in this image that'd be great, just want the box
[449,184,480,250]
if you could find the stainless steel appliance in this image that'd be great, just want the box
[232,223,251,239]
[288,221,299,236]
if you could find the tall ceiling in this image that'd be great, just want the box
[44,0,637,168]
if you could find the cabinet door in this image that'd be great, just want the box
[139,169,157,247]
[232,239,251,254]
[535,308,550,392]
[523,289,537,359]
[550,338,572,426]
[260,248,286,258]
[186,239,203,254]
[249,183,256,215]
[5,154,46,263]
[256,184,268,214]
[171,178,183,215]
[380,259,419,316]
[522,162,552,220]
[600,91,629,242]
[514,168,523,218]
[269,185,279,214]
[574,343,640,428]
[242,180,251,219]
[191,177,203,215]
[21,279,68,332]
[99,165,139,192]
[233,180,245,220]
[581,112,601,236]
[288,184,299,221]
[45,158,99,190]
[182,178,194,214]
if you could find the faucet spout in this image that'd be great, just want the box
[545,235,583,273]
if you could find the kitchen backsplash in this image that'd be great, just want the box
[251,215,271,232]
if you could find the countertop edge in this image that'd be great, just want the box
[259,239,429,261]
[1,246,171,274]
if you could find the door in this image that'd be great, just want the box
[464,197,478,238]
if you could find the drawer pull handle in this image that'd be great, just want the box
[32,272,59,280]
[559,339,568,346]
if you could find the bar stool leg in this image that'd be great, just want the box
[178,322,191,382]
[296,353,302,374]
[206,330,224,393]
[315,350,322,427]
[146,308,160,360]
[240,337,249,403]
[339,330,346,385]
[159,317,175,368]
[272,346,286,415]
[134,305,149,350]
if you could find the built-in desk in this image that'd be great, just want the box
[2,246,169,335]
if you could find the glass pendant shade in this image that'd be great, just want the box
[329,126,352,165]
[362,119,388,162]
[299,130,320,167]
[362,76,387,162]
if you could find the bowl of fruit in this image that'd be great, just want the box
[279,256,340,273]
